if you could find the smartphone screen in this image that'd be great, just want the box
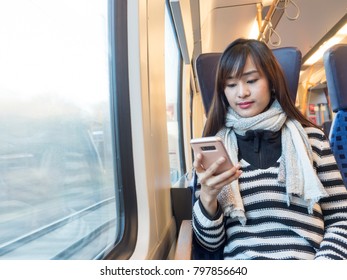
[190,136,234,175]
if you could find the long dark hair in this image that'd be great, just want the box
[203,38,316,137]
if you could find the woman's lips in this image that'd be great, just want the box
[238,101,253,109]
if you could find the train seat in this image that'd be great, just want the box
[174,46,303,260]
[195,47,302,115]
[323,44,347,187]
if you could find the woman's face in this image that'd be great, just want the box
[224,56,271,118]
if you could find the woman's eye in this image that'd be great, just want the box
[247,79,258,84]
[226,83,237,88]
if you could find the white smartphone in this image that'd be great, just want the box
[190,136,234,175]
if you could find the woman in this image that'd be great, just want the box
[192,38,347,259]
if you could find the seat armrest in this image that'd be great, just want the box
[174,220,192,260]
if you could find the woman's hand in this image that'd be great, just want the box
[194,153,242,216]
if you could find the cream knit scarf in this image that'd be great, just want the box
[216,100,328,225]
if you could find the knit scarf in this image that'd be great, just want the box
[216,100,328,225]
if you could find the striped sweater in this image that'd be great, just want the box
[192,127,347,260]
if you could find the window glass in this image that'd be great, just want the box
[0,0,118,259]
[165,4,184,184]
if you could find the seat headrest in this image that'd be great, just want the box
[195,53,221,115]
[272,47,302,103]
[195,47,302,115]
[323,44,347,112]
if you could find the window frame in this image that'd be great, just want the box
[103,0,137,260]
[165,1,186,183]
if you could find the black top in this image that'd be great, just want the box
[236,130,281,169]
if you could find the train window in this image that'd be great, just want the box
[165,3,185,184]
[0,0,121,259]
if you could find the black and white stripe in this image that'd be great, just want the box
[192,127,347,259]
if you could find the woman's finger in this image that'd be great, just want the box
[202,156,226,178]
[200,164,242,191]
[193,153,205,173]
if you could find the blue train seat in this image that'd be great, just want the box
[323,44,347,188]
[195,47,302,115]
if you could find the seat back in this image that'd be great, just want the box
[195,53,221,115]
[323,44,347,187]
[195,47,302,115]
[273,47,302,102]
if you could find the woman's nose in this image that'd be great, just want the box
[238,83,250,98]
